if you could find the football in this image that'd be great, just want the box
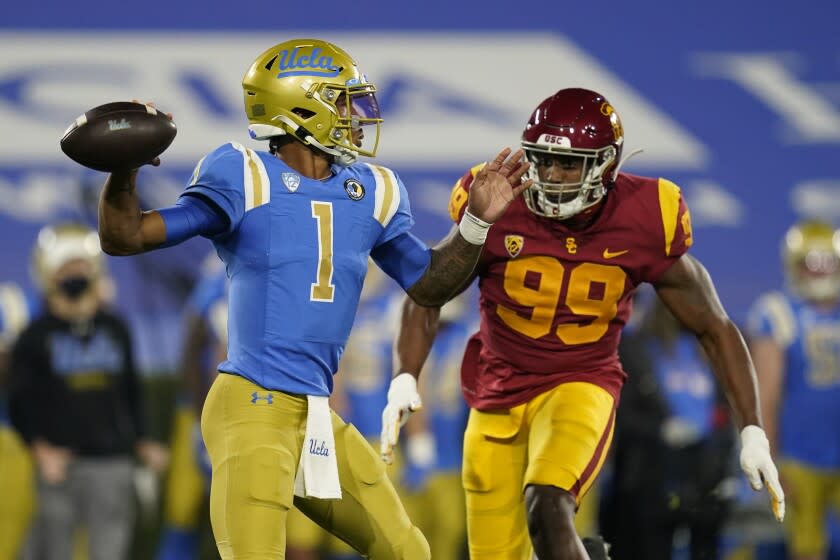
[60,101,177,172]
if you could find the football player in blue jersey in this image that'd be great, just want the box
[95,38,531,559]
[748,220,840,560]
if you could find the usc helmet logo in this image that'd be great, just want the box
[600,102,624,142]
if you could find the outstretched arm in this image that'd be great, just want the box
[654,254,759,428]
[749,336,785,458]
[405,148,530,307]
[654,253,785,521]
[380,296,443,464]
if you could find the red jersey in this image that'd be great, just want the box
[449,164,694,409]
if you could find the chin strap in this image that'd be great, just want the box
[250,116,358,166]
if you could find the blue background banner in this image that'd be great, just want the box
[2,1,837,371]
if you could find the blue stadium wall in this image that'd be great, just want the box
[1,0,837,371]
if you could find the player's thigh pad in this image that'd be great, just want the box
[781,460,832,556]
[201,373,305,559]
[462,406,531,559]
[524,381,615,503]
[296,414,429,560]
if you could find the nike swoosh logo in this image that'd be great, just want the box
[603,248,629,259]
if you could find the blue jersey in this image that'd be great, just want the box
[651,335,717,439]
[424,319,474,471]
[182,143,426,396]
[748,291,840,468]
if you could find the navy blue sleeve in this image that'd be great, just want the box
[158,195,228,247]
[371,231,431,291]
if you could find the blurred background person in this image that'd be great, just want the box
[601,294,736,560]
[747,220,840,560]
[0,282,38,560]
[8,223,168,560]
[156,256,227,560]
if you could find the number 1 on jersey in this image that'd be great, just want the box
[311,201,335,302]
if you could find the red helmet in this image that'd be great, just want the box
[521,88,624,219]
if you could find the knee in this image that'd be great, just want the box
[524,484,577,535]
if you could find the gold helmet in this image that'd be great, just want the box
[242,38,382,166]
[782,220,840,302]
[31,223,103,292]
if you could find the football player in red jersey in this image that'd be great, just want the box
[380,88,785,560]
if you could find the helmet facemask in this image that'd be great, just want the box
[521,143,617,220]
[328,85,382,163]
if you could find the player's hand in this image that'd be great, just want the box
[740,425,785,522]
[32,439,72,485]
[129,99,174,168]
[466,148,533,224]
[136,439,170,474]
[380,373,422,464]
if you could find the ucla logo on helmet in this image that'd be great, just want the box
[344,179,365,200]
[282,172,301,192]
[276,47,341,78]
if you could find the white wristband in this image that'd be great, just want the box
[458,211,491,245]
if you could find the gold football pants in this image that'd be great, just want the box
[201,373,429,559]
[462,381,615,560]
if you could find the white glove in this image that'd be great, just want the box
[740,425,785,522]
[380,373,422,464]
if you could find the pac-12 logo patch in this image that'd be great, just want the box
[505,235,524,257]
[282,172,300,192]
[344,179,365,200]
